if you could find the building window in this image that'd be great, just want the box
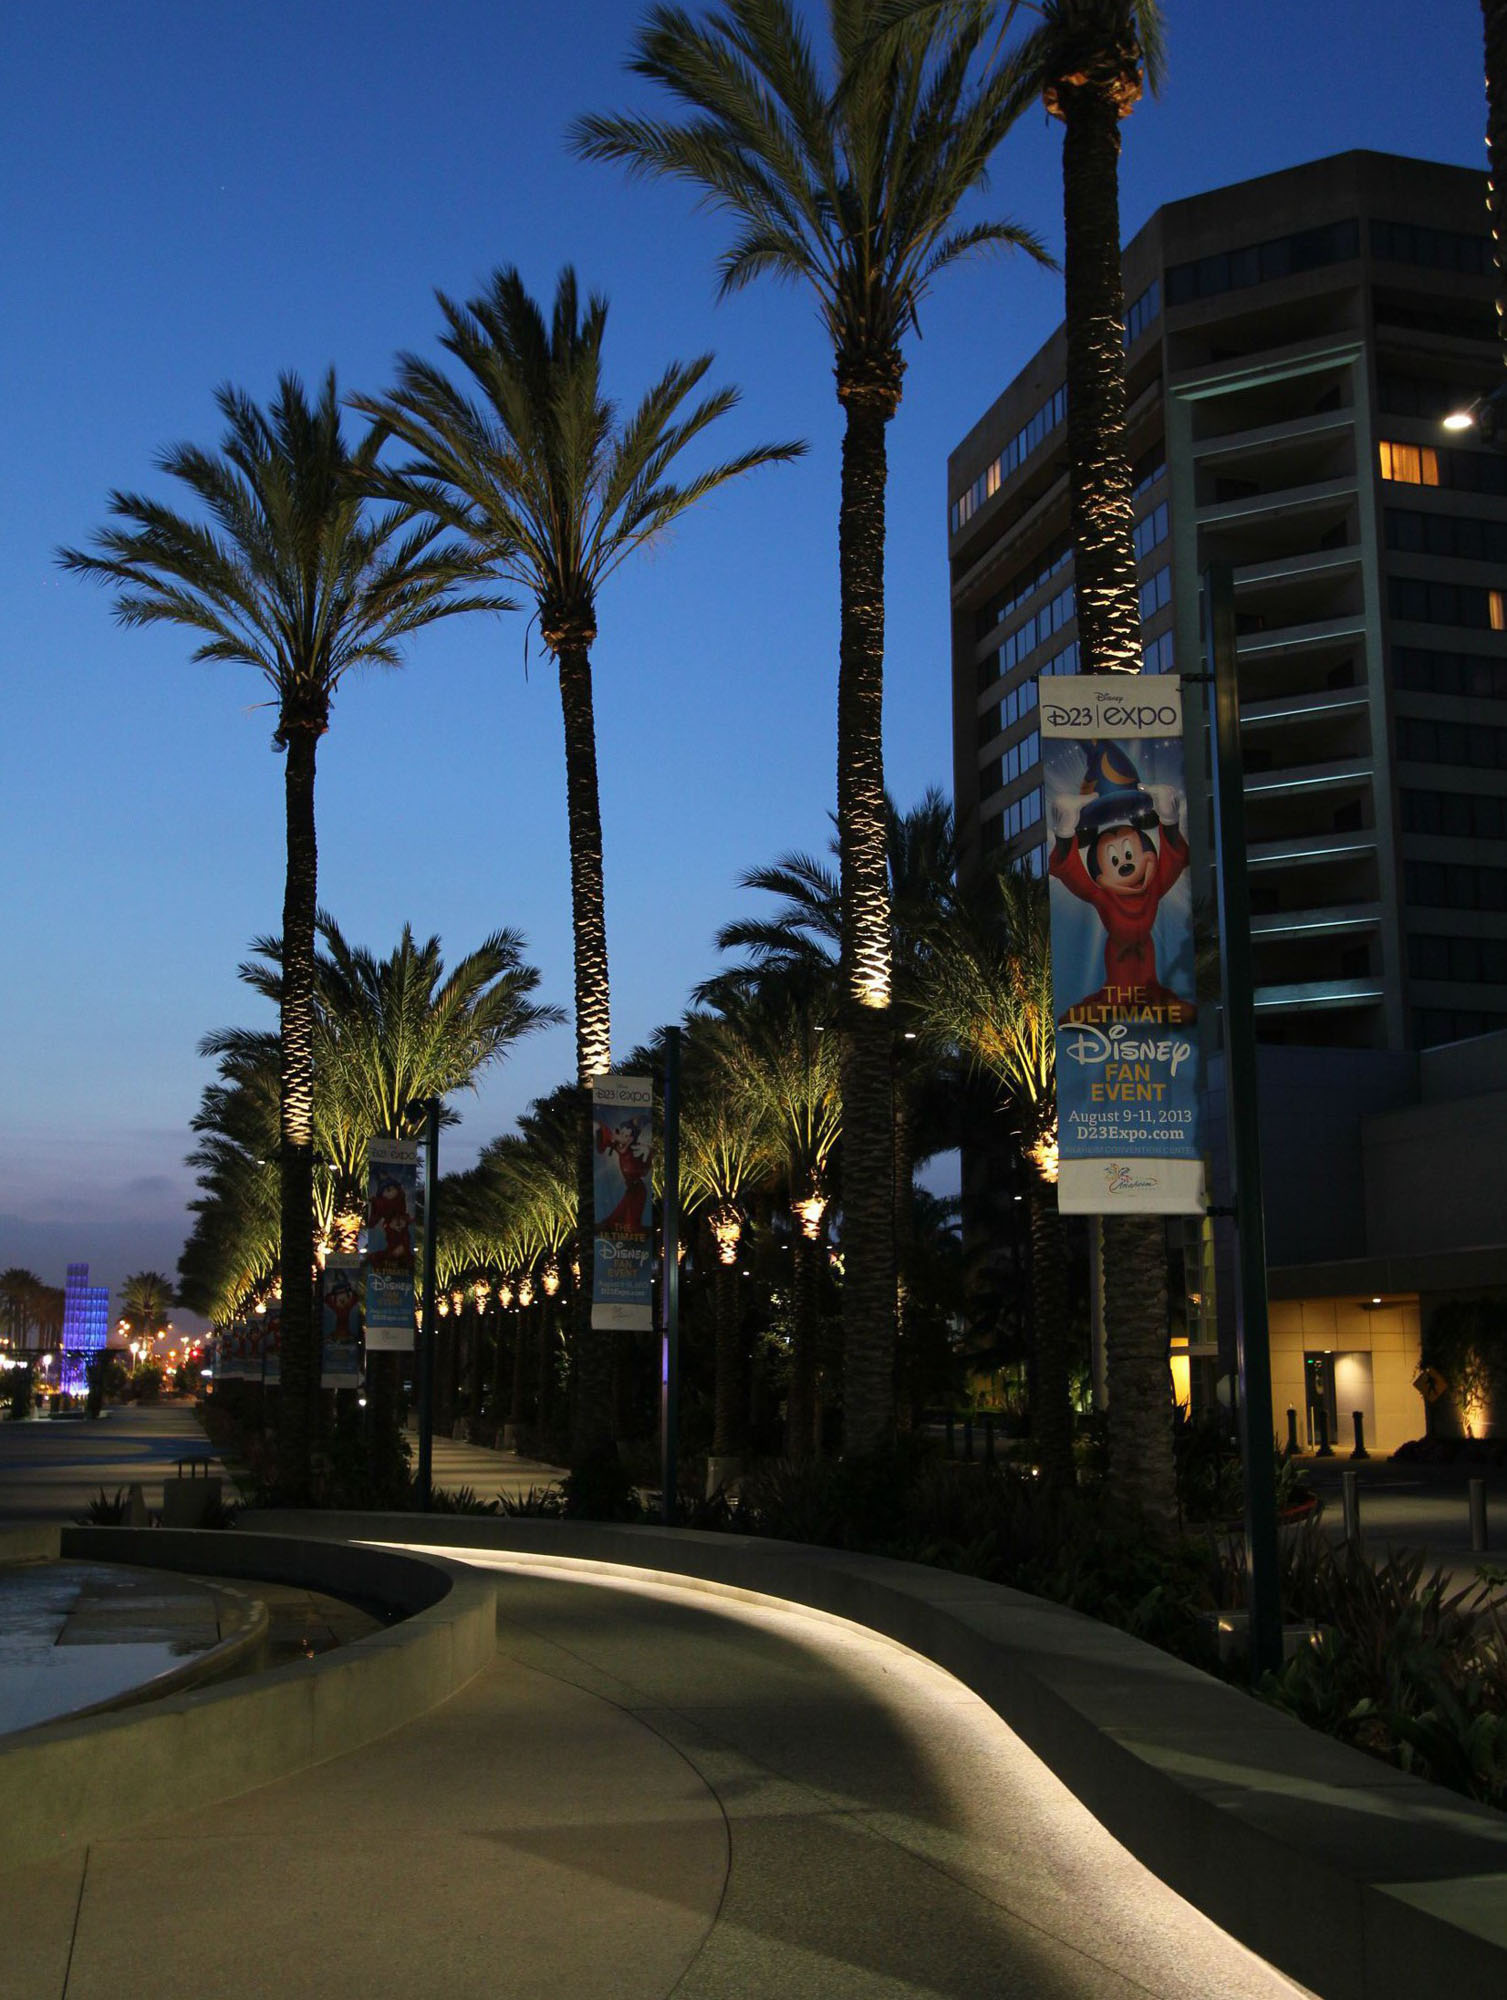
[1393,645,1507,700]
[976,581,1076,691]
[1165,217,1360,306]
[1370,217,1490,275]
[1390,575,1507,631]
[1377,440,1440,486]
[1124,277,1162,347]
[1407,933,1507,984]
[1142,629,1176,674]
[1386,508,1507,564]
[1396,715,1507,768]
[1131,445,1166,499]
[974,535,1072,637]
[951,383,1068,533]
[1401,788,1507,839]
[1405,859,1507,911]
[1138,564,1172,622]
[1132,500,1170,564]
[1414,1006,1507,1045]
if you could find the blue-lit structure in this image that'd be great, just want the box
[59,1263,110,1394]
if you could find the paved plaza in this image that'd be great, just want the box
[0,1556,1311,2000]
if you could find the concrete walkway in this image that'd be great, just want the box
[0,1558,1309,2000]
[0,1405,228,1523]
[427,1430,565,1505]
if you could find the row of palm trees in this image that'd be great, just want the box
[65,2,1169,1503]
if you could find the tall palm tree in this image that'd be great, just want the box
[918,864,1075,1487]
[0,1270,44,1352]
[574,0,1048,1455]
[117,1271,177,1356]
[59,373,496,1499]
[353,267,801,1461]
[1019,0,1174,1516]
[1485,0,1507,373]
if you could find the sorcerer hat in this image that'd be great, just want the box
[1074,739,1158,843]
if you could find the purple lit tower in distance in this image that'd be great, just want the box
[59,1264,110,1394]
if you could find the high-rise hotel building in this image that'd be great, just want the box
[949,151,1507,1055]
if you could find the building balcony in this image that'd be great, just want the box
[1244,756,1373,798]
[1241,686,1370,728]
[1253,977,1386,1013]
[1196,473,1357,530]
[1247,830,1377,870]
[1236,612,1369,658]
[1250,902,1381,941]
[1192,404,1355,464]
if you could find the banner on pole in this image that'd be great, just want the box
[363,1137,417,1351]
[260,1306,281,1386]
[591,1074,654,1331]
[319,1256,363,1388]
[1041,676,1206,1215]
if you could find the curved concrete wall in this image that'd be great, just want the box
[257,1511,1507,2000]
[0,1528,496,1869]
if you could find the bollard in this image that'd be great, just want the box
[1350,1410,1369,1460]
[1342,1467,1362,1547]
[963,1414,975,1462]
[984,1412,996,1465]
[1470,1477,1489,1553]
[945,1411,955,1459]
[1315,1403,1334,1457]
[1285,1405,1299,1456]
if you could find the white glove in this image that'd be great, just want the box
[1149,784,1181,828]
[1048,793,1079,841]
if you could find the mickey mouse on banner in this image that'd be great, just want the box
[1048,739,1196,1026]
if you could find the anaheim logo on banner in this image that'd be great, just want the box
[1039,676,1206,1216]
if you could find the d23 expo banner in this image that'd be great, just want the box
[591,1074,654,1331]
[1040,674,1206,1215]
[363,1136,417,1351]
[319,1255,363,1389]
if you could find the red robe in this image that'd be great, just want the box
[1050,824,1193,1022]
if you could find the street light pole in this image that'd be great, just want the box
[1204,562,1283,1680]
[418,1097,440,1512]
[661,1026,682,1526]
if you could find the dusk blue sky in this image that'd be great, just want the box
[0,2,1485,1320]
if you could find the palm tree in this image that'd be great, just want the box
[918,864,1075,1487]
[353,267,802,1461]
[1485,0,1507,373]
[117,1272,177,1358]
[704,968,843,1458]
[679,1013,780,1465]
[716,790,961,1392]
[59,373,496,1500]
[1018,1,1175,1516]
[0,1269,44,1352]
[574,2,1047,1453]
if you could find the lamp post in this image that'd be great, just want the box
[415,1097,440,1511]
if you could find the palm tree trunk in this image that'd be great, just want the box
[557,638,614,1462]
[1027,1179,1075,1491]
[1486,0,1507,370]
[711,1248,744,1457]
[786,1229,821,1463]
[1101,1213,1176,1517]
[835,373,900,1457]
[1061,90,1140,679]
[1058,77,1177,1517]
[893,1078,914,1418]
[276,722,319,1503]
